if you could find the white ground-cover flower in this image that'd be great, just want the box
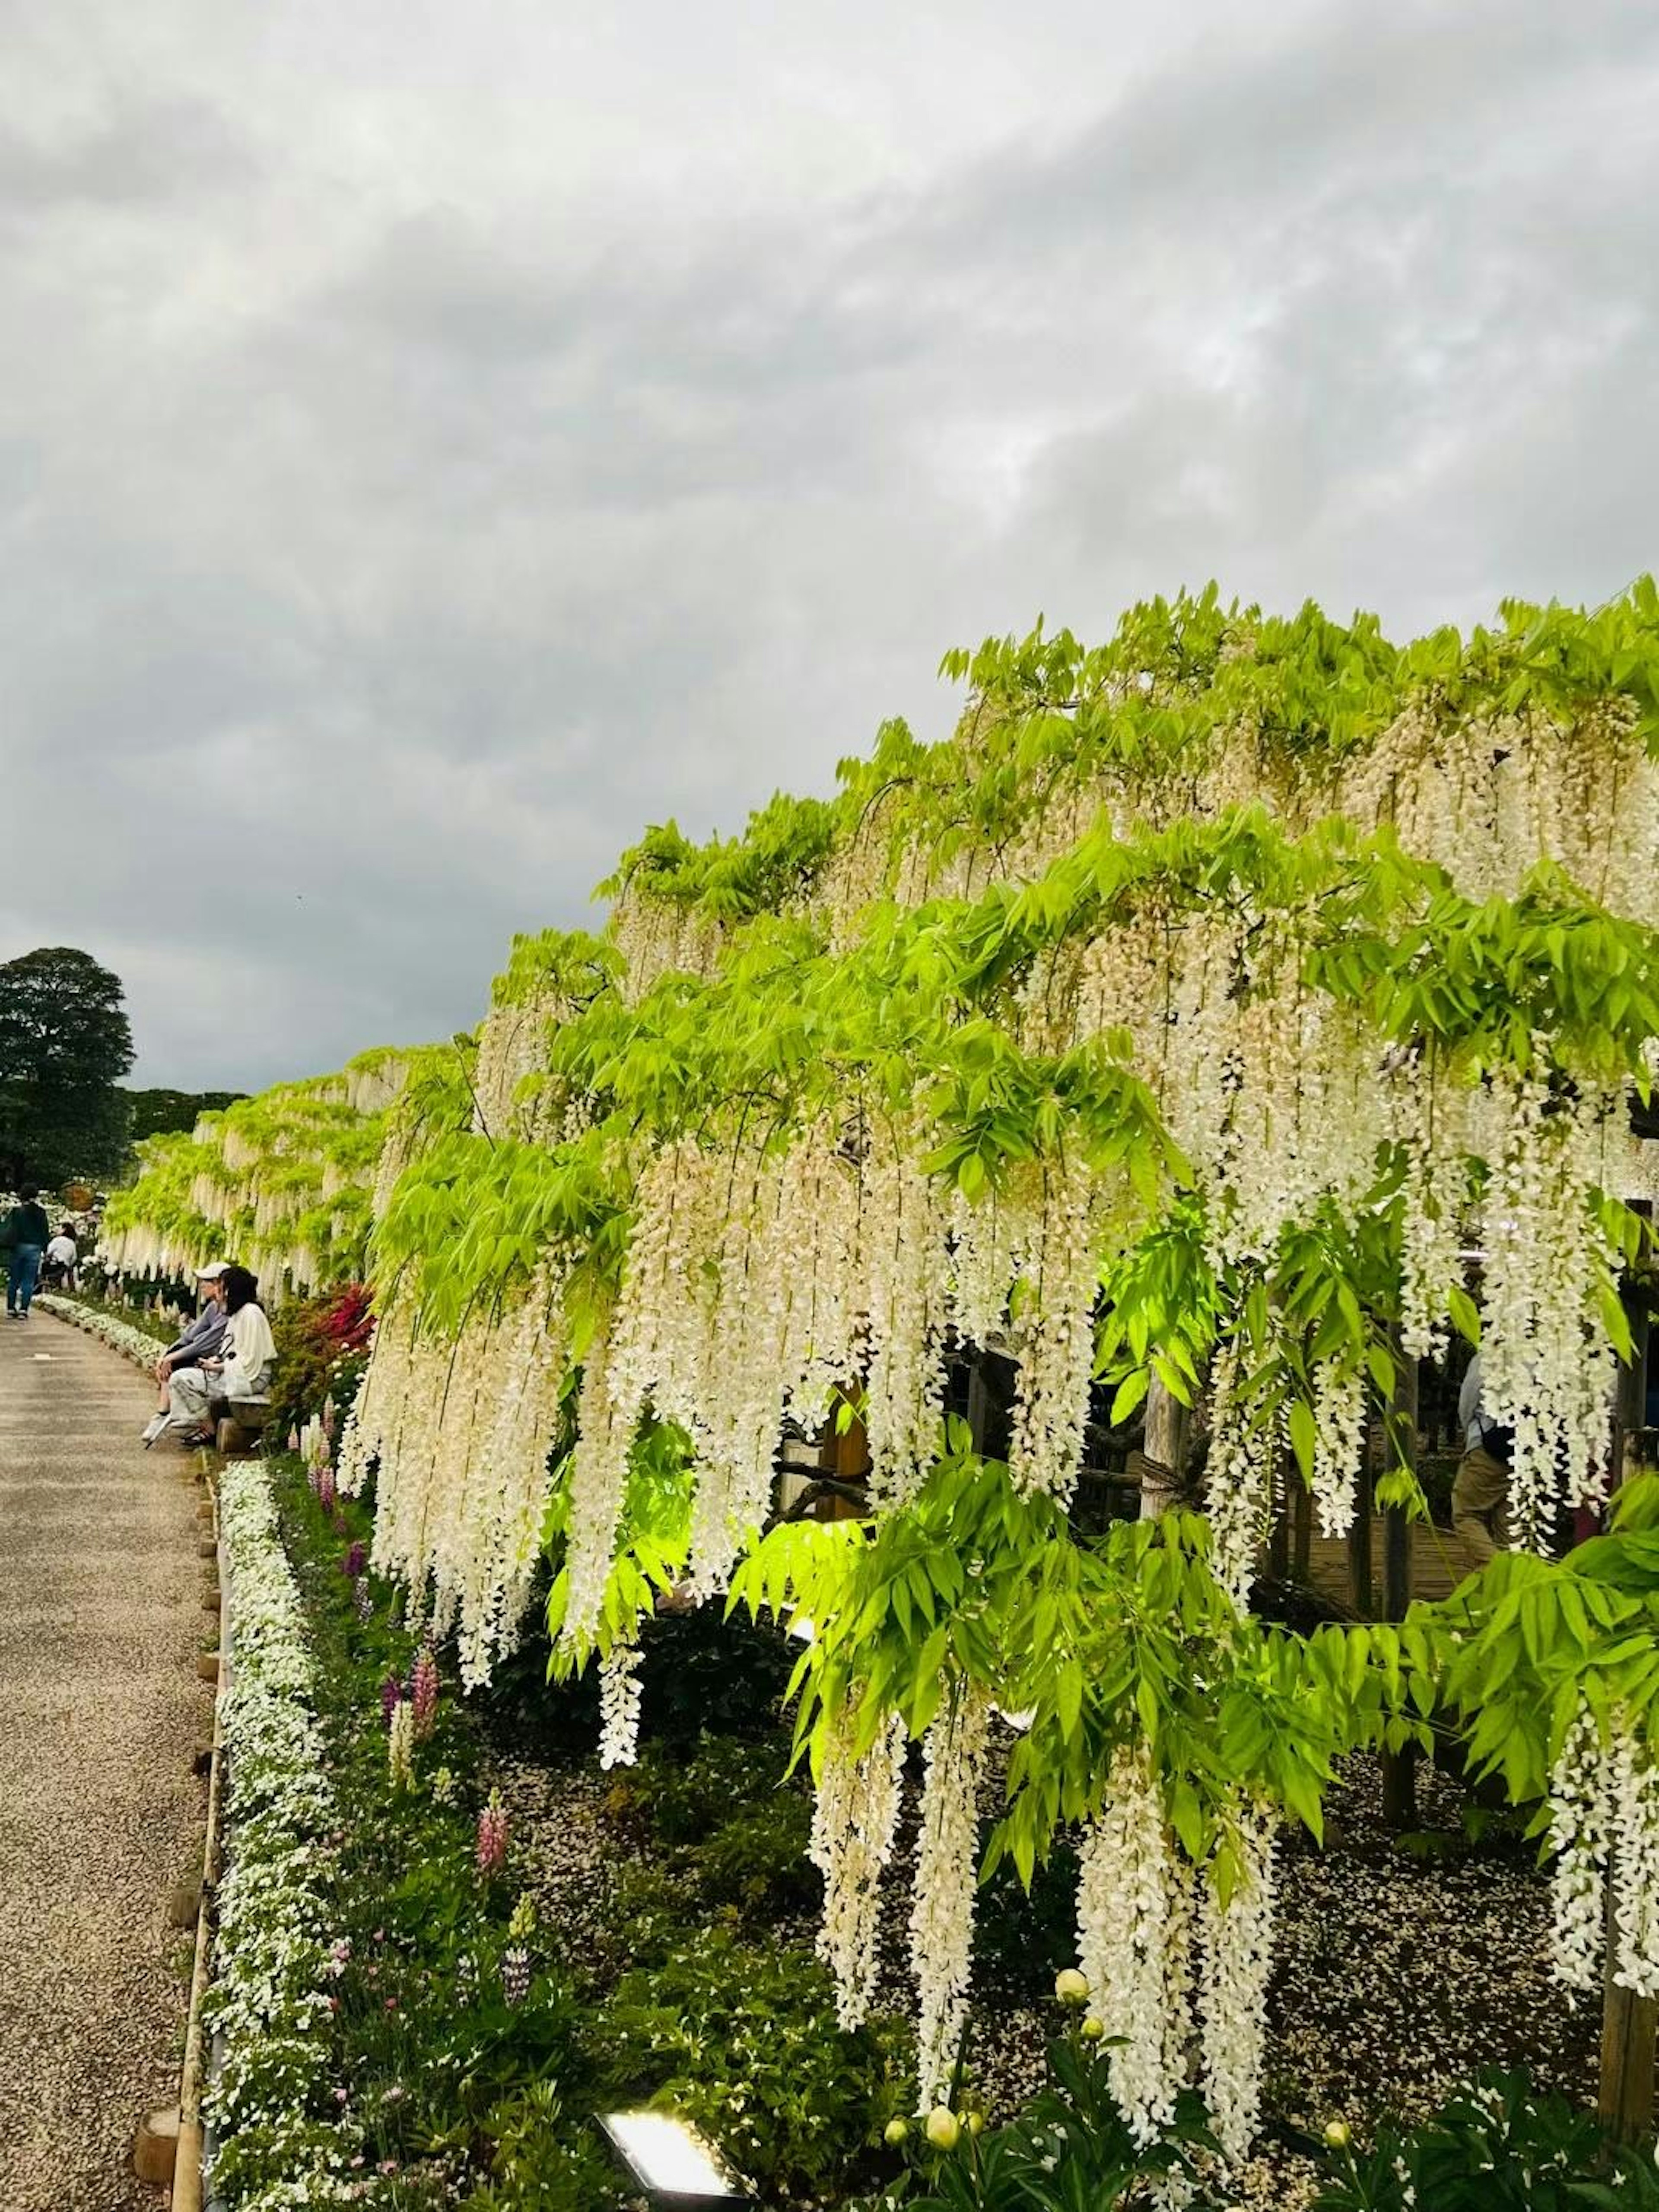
[208,1460,341,2209]
[34,1295,168,1369]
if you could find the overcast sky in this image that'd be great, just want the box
[3,0,1655,1088]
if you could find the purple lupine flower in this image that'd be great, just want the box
[476,1790,509,1878]
[410,1647,439,1741]
[381,1673,404,1728]
[344,1539,367,1581]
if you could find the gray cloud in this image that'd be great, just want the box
[2,0,1656,1087]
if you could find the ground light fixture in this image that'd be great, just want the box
[597,2110,756,2206]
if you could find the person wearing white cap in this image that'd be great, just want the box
[140,1263,232,1446]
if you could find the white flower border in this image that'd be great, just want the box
[35,1291,171,1368]
[206,1461,351,2207]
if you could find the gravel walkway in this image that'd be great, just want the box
[0,1309,206,2210]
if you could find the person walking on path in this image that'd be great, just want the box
[2,1187,51,1319]
[141,1262,231,1444]
[1452,1350,1512,1567]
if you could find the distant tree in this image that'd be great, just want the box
[121,1086,247,1147]
[0,947,135,1189]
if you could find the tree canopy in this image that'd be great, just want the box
[121,1086,248,1149]
[0,946,134,1189]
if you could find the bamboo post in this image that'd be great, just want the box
[1380,1340,1418,1828]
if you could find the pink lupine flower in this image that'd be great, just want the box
[288,1426,300,1453]
[410,1647,439,1741]
[318,1464,337,1512]
[476,1790,509,1878]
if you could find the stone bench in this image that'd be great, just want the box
[213,1401,272,1456]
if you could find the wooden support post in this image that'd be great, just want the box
[1267,1458,1290,1584]
[1137,1377,1191,1520]
[813,1386,869,1521]
[1600,1936,1657,2141]
[134,2108,180,2185]
[1600,1295,1656,2136]
[1347,1464,1374,1618]
[1380,1341,1418,1829]
[167,1879,202,1929]
[1290,1477,1312,1584]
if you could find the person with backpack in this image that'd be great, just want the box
[3,1187,51,1319]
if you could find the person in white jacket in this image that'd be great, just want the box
[163,1265,277,1445]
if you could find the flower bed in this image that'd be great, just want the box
[178,1440,1659,2212]
[208,1460,345,2209]
[34,1290,173,1362]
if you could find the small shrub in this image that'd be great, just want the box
[267,1281,373,1438]
[851,2025,1216,2211]
[590,1924,911,2196]
[1312,2068,1659,2212]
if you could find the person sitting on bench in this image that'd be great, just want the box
[162,1266,276,1446]
[142,1262,231,1446]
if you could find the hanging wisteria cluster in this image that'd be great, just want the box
[99,1046,416,1303]
[907,1686,993,2107]
[1071,1747,1278,2162]
[340,1268,570,1685]
[1548,1700,1659,2000]
[808,1705,908,2032]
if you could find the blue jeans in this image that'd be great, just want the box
[6,1244,42,1313]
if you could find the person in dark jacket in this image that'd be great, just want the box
[3,1188,51,1319]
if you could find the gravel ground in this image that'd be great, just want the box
[0,1311,207,2211]
[489,1720,1599,2212]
